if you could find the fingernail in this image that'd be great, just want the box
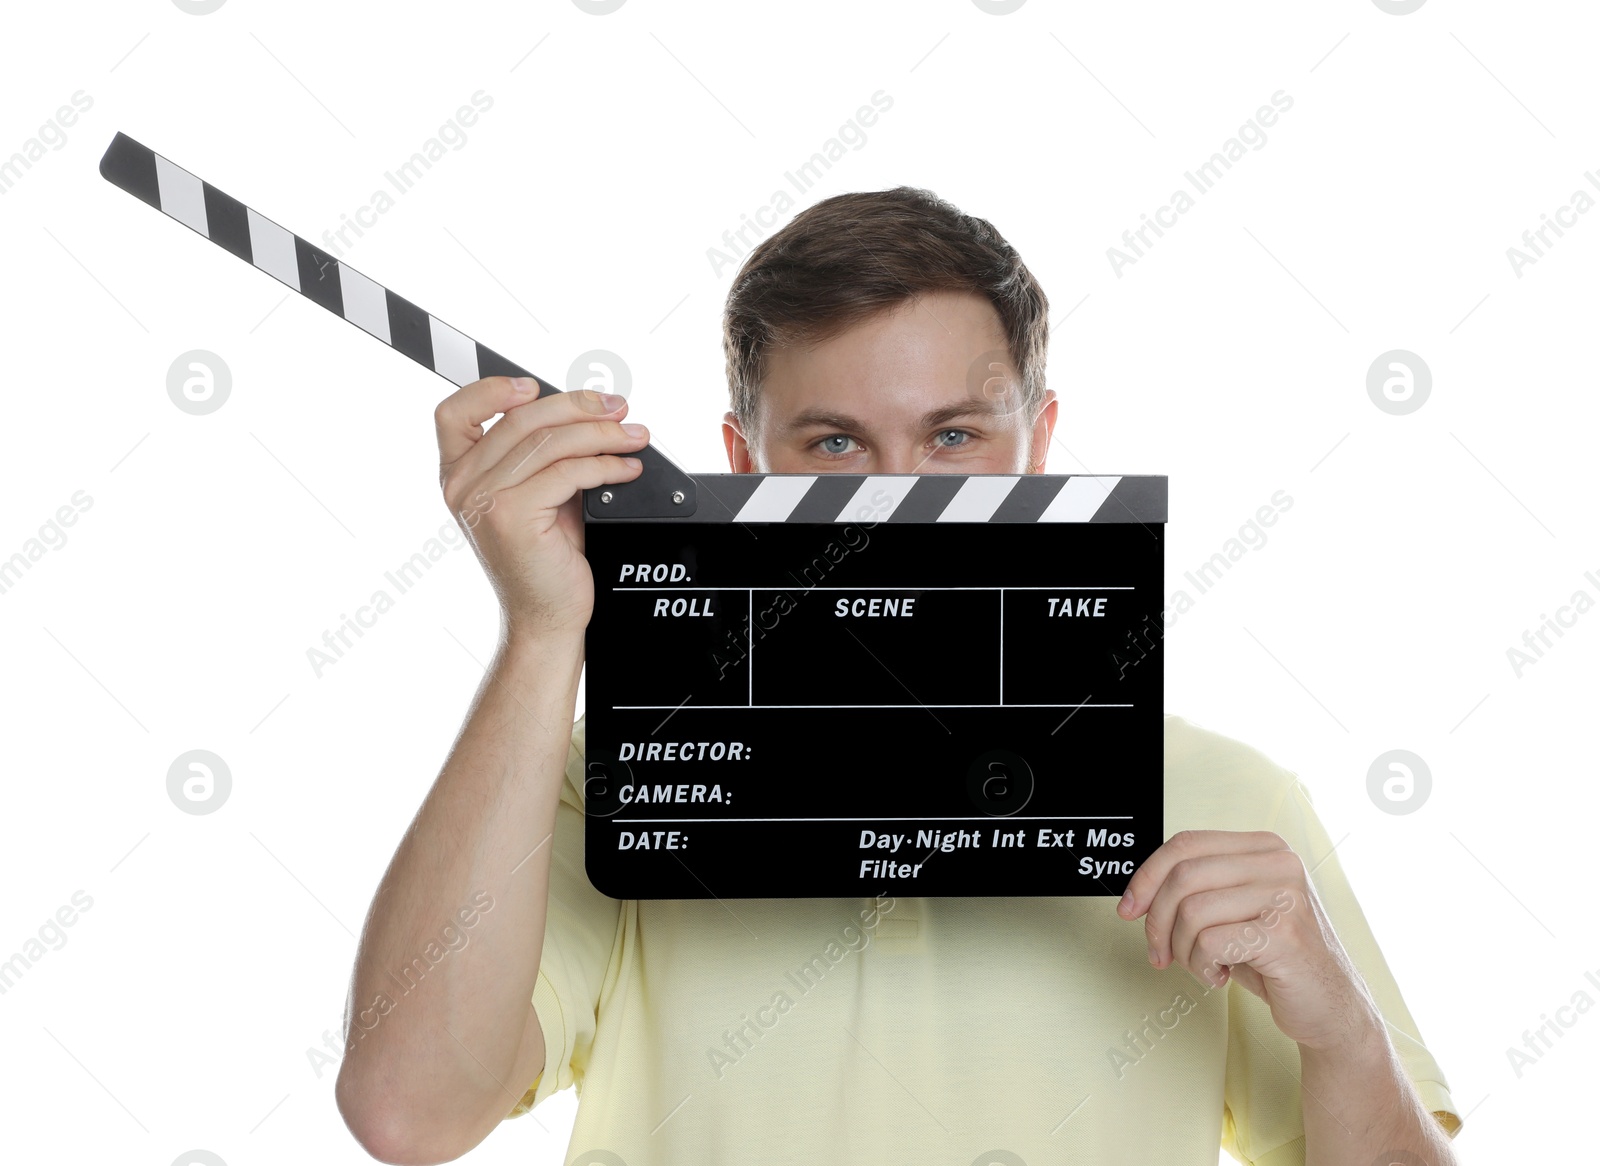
[1147,947,1158,965]
[513,377,537,394]
[600,392,626,411]
[622,423,647,437]
[1118,891,1133,916]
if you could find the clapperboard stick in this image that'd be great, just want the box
[97,131,695,518]
[98,132,1167,527]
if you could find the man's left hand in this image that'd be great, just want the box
[1118,829,1378,1052]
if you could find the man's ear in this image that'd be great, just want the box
[1028,389,1058,474]
[722,410,755,473]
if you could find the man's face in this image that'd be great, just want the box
[722,289,1057,475]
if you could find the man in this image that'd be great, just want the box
[336,188,1462,1165]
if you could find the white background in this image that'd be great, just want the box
[1,1,1594,1163]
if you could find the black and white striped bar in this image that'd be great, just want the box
[98,132,1164,527]
[99,131,553,393]
[611,470,1166,524]
[100,131,697,515]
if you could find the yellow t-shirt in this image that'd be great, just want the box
[506,713,1462,1165]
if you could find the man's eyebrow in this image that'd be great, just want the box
[776,401,1001,437]
[777,409,867,436]
[917,400,1003,429]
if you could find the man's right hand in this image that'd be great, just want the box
[434,376,650,637]
[338,376,641,1163]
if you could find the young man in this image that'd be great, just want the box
[336,189,1463,1165]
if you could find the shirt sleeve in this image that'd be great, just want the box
[1219,773,1463,1165]
[505,714,624,1118]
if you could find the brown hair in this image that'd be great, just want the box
[722,186,1050,438]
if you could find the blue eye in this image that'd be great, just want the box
[815,434,861,457]
[936,429,971,448]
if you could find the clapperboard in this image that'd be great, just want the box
[100,132,1167,900]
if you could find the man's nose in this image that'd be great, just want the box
[873,446,933,475]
